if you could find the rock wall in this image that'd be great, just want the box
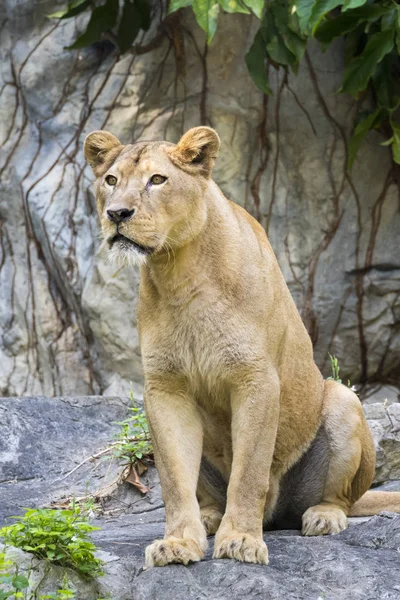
[1,0,399,396]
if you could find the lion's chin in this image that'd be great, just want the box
[107,233,154,267]
[107,245,148,267]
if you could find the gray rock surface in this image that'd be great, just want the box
[364,400,400,483]
[1,1,399,398]
[1,395,400,599]
[0,395,165,523]
[3,514,400,599]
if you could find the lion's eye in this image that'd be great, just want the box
[105,175,117,186]
[150,174,167,185]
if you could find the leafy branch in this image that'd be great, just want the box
[50,0,400,167]
[237,0,400,168]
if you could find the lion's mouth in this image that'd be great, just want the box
[108,233,154,256]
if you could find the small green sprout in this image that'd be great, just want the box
[111,390,152,466]
[327,353,342,383]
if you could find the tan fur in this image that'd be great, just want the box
[84,126,400,568]
[349,491,400,516]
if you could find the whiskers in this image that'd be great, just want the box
[154,233,177,272]
[96,227,149,269]
[96,236,109,255]
[95,226,178,273]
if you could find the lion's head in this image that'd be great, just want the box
[84,126,220,266]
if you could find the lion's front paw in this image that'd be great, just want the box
[144,537,205,568]
[213,532,269,565]
[302,504,348,536]
[201,506,223,535]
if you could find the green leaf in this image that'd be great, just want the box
[391,122,400,164]
[392,138,400,163]
[342,28,394,96]
[284,29,306,60]
[315,5,394,44]
[342,0,366,12]
[168,0,193,13]
[373,56,399,111]
[347,108,382,169]
[266,34,297,68]
[117,0,151,53]
[192,0,220,44]
[294,0,316,34]
[381,9,397,30]
[218,0,249,14]
[273,5,306,62]
[12,575,29,590]
[243,0,264,19]
[309,0,344,33]
[380,136,393,147]
[287,8,304,36]
[66,0,119,50]
[260,12,297,69]
[343,22,365,63]
[47,0,90,19]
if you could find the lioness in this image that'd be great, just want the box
[84,126,400,568]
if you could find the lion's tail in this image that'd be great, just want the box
[349,491,400,517]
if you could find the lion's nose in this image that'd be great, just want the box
[107,208,136,224]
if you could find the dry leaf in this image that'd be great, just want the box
[125,464,150,494]
[136,459,148,476]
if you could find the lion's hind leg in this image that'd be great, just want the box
[302,380,375,537]
[200,505,224,536]
[302,503,348,536]
[197,458,226,535]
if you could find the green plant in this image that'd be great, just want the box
[49,0,400,168]
[327,352,342,382]
[112,391,152,465]
[326,353,353,387]
[0,506,103,578]
[0,554,76,600]
[40,591,75,600]
[0,552,29,600]
[48,0,151,52]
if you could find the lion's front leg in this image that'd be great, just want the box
[144,377,207,568]
[213,371,280,565]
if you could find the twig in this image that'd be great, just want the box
[54,436,151,482]
[54,444,118,482]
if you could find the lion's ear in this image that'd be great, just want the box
[84,130,123,176]
[169,127,220,176]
